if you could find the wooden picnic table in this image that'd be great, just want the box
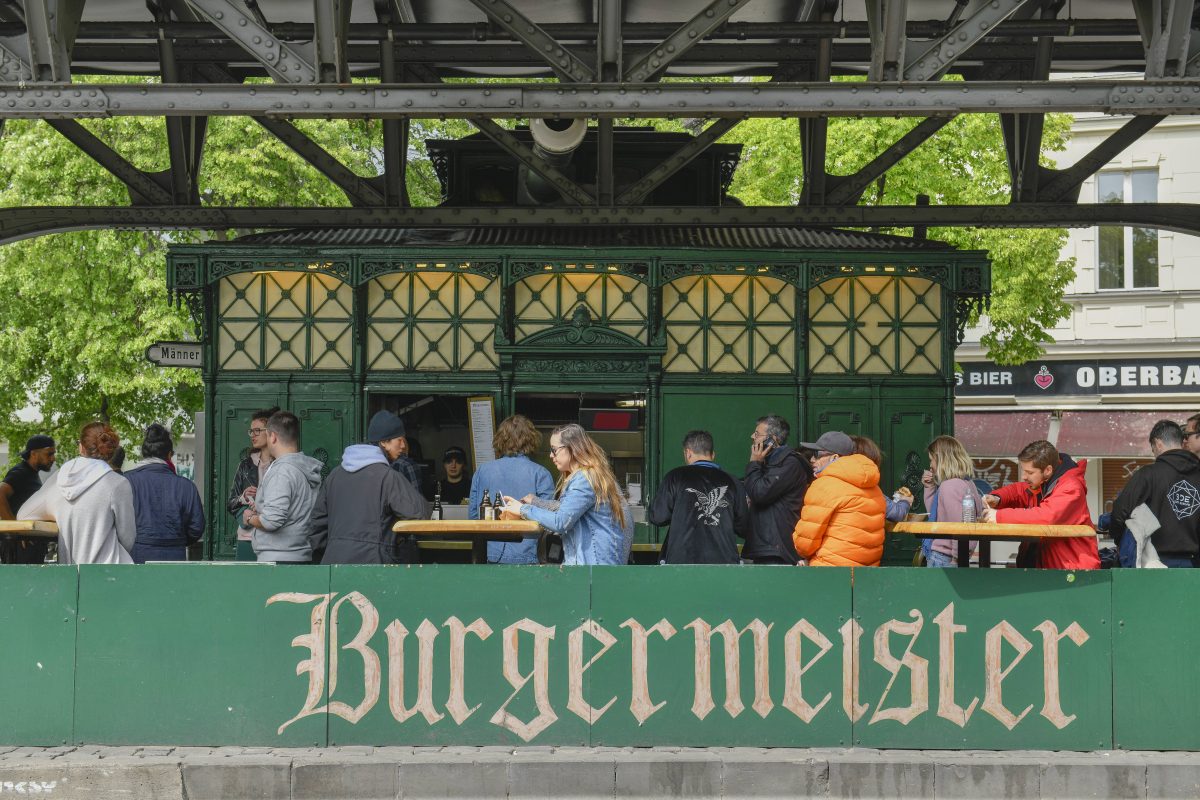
[392,519,543,564]
[0,520,59,538]
[886,520,1096,568]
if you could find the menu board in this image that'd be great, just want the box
[467,396,497,470]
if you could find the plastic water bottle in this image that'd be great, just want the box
[961,494,976,523]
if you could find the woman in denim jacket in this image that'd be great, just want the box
[502,423,632,565]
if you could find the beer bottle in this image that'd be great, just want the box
[431,482,444,521]
[481,489,493,520]
[493,490,504,519]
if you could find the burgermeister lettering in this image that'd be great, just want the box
[267,593,1095,741]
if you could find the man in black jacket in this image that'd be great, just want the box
[1110,419,1200,568]
[648,430,748,564]
[741,415,812,565]
[308,410,428,564]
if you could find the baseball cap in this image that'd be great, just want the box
[20,434,55,459]
[797,431,854,456]
[443,446,467,463]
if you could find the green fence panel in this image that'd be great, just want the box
[0,566,78,745]
[851,567,1112,750]
[73,564,331,746]
[324,564,591,746]
[1113,569,1200,750]
[588,566,852,746]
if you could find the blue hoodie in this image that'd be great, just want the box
[341,444,389,473]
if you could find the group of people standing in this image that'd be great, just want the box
[10,406,1196,570]
[3,423,203,565]
[647,413,1106,570]
[224,407,634,566]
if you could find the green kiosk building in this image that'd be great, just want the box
[166,128,990,563]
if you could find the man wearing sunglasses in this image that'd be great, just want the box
[1184,413,1200,458]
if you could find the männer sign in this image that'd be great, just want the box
[956,358,1200,397]
[145,341,203,368]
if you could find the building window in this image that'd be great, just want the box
[1097,169,1158,290]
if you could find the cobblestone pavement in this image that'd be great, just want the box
[0,745,1197,799]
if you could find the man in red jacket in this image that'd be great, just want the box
[980,439,1100,570]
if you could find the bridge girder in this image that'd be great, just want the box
[0,0,1195,238]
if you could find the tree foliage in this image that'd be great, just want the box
[0,79,387,456]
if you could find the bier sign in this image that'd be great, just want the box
[145,341,203,368]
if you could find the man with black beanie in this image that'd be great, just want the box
[124,423,205,563]
[308,410,428,564]
[0,434,56,563]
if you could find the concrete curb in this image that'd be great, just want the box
[0,746,1196,798]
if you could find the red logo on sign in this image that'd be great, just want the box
[1033,365,1054,390]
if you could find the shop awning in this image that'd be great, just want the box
[953,412,1052,458]
[1056,411,1176,458]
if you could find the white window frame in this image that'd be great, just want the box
[1095,168,1158,292]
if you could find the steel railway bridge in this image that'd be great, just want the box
[0,0,1194,241]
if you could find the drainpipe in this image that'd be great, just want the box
[524,118,588,203]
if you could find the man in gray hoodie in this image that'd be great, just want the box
[308,410,428,564]
[243,411,323,564]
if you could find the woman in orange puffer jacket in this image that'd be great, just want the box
[791,452,887,566]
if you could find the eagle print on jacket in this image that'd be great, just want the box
[686,485,729,526]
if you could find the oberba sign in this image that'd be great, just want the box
[956,357,1200,397]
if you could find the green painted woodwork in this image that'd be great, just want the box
[169,244,989,559]
[72,564,332,746]
[851,568,1112,750]
[0,567,77,745]
[658,386,798,474]
[1112,570,1200,750]
[0,564,1175,750]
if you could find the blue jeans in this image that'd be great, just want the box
[925,549,956,568]
[1159,555,1198,568]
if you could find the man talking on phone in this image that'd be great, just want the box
[742,415,812,564]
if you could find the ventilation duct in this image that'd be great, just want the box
[523,118,588,204]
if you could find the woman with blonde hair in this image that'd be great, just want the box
[502,423,632,565]
[19,421,136,565]
[921,435,983,567]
